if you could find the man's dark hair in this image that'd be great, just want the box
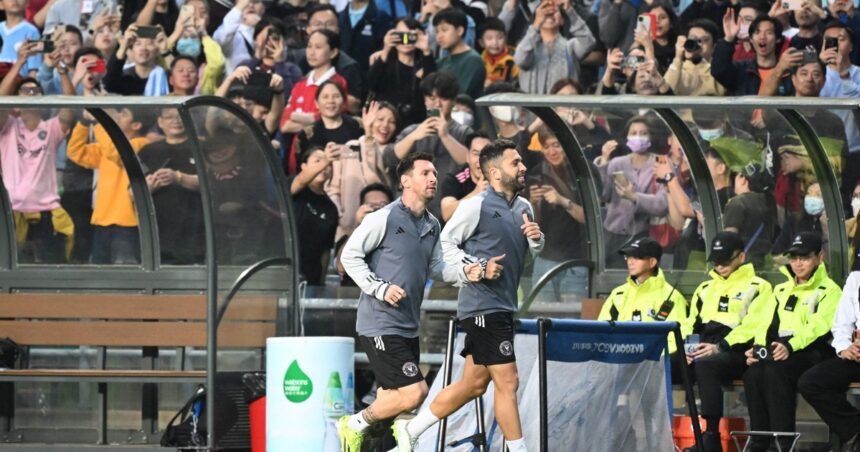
[478,17,506,40]
[169,54,198,73]
[704,146,726,165]
[466,130,490,149]
[396,152,434,180]
[254,17,287,40]
[432,7,468,31]
[127,109,158,135]
[739,0,769,14]
[72,46,103,67]
[749,16,783,44]
[484,80,518,95]
[549,78,584,95]
[420,71,459,100]
[479,138,517,180]
[685,19,719,41]
[359,183,394,204]
[790,58,826,76]
[692,109,726,129]
[308,3,339,22]
[16,77,43,94]
[824,19,855,42]
[299,145,324,166]
[63,24,84,45]
[454,93,475,113]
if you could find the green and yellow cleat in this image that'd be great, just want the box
[392,419,418,452]
[337,415,364,452]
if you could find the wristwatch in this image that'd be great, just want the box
[478,258,488,280]
[656,172,675,185]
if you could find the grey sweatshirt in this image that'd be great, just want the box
[342,199,469,337]
[514,13,596,94]
[441,187,544,319]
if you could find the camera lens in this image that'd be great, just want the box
[684,39,700,52]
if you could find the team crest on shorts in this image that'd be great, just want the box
[402,362,419,377]
[499,340,513,356]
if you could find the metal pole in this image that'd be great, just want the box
[474,396,486,452]
[538,318,550,452]
[437,317,458,452]
[673,326,703,452]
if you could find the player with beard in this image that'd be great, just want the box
[395,139,544,452]
[338,152,482,452]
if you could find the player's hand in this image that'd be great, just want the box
[383,284,406,306]
[464,262,482,282]
[484,254,505,280]
[771,341,790,361]
[521,213,542,240]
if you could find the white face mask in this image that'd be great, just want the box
[489,105,519,123]
[852,197,860,217]
[451,110,474,127]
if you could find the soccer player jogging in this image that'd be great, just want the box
[338,152,482,451]
[396,139,545,452]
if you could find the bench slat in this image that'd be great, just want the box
[0,320,274,347]
[0,293,277,320]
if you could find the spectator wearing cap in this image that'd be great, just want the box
[665,19,727,96]
[723,162,777,270]
[337,0,392,74]
[366,17,436,127]
[799,269,860,452]
[741,231,840,452]
[597,237,688,355]
[685,231,774,452]
[213,0,266,73]
[291,4,365,113]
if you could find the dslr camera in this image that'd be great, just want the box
[684,38,701,53]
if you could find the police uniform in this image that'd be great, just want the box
[743,233,841,451]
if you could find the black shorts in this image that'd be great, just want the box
[460,312,516,366]
[358,335,424,389]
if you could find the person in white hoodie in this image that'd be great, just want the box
[212,0,266,73]
[799,271,860,452]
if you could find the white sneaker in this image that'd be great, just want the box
[391,419,418,452]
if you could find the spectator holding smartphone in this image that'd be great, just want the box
[327,101,398,239]
[213,0,266,73]
[104,24,167,95]
[235,18,302,102]
[37,25,84,94]
[163,0,225,95]
[0,0,42,77]
[296,80,363,162]
[216,66,286,141]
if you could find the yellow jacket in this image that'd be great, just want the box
[598,268,689,353]
[752,264,841,352]
[66,123,150,227]
[686,263,774,348]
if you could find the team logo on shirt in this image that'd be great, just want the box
[402,362,419,377]
[499,340,513,356]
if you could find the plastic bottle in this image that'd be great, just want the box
[344,372,354,415]
[323,372,345,418]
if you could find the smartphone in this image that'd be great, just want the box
[801,48,819,64]
[620,54,645,69]
[825,37,839,50]
[136,26,161,39]
[427,108,440,118]
[35,40,55,53]
[181,4,194,15]
[88,58,107,74]
[752,344,773,361]
[392,31,418,45]
[268,28,283,42]
[782,0,803,10]
[612,171,629,187]
[637,13,657,40]
[685,334,700,355]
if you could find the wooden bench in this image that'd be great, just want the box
[0,292,278,445]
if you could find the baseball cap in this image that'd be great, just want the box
[785,231,823,256]
[707,231,745,264]
[619,238,663,260]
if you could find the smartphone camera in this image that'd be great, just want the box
[801,48,820,65]
[620,54,645,69]
[393,31,418,45]
[825,37,839,50]
[427,108,440,118]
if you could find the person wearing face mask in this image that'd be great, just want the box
[163,8,225,96]
[846,181,860,270]
[597,116,669,269]
[772,182,828,257]
[483,81,543,171]
[451,94,476,128]
[665,19,727,96]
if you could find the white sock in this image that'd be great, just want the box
[346,411,371,432]
[505,437,527,452]
[405,409,439,438]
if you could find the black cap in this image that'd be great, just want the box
[619,238,663,260]
[785,231,823,256]
[707,231,745,263]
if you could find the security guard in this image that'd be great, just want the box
[685,231,774,452]
[598,238,688,355]
[743,231,841,452]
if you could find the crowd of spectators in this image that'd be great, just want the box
[1,0,859,286]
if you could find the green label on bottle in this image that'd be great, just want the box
[283,360,313,403]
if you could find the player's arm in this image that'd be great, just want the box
[440,196,483,267]
[341,209,390,300]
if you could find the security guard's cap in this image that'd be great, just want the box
[785,231,823,256]
[707,231,745,263]
[619,238,662,260]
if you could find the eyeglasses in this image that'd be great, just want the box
[17,86,42,95]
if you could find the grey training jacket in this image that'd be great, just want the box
[441,187,544,319]
[342,199,469,337]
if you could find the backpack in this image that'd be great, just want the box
[161,385,207,448]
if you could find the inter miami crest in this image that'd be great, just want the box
[499,340,513,356]
[402,362,419,377]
